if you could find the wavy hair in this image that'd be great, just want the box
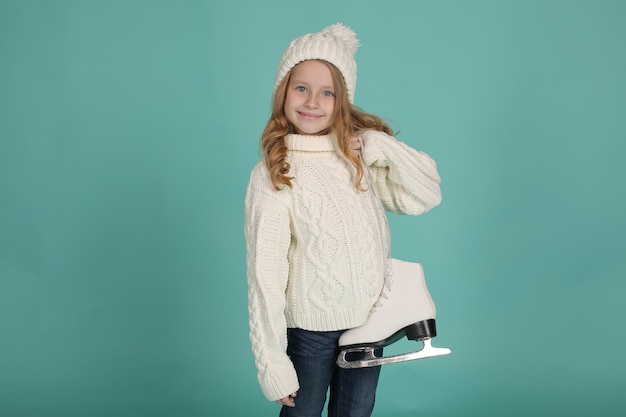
[261,60,394,191]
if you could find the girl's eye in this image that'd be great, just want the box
[322,90,335,97]
[296,86,307,93]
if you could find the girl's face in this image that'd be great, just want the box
[284,60,336,135]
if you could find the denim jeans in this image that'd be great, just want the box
[279,328,381,417]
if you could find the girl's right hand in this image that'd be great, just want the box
[277,392,297,407]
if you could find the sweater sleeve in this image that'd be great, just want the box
[244,163,300,402]
[360,129,442,215]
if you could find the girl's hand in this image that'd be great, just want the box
[277,392,297,407]
[348,137,362,158]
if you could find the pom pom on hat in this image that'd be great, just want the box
[274,23,360,103]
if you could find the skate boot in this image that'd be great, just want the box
[336,258,451,368]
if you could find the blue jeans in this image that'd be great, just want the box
[279,328,381,417]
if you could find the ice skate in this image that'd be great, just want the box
[336,258,451,368]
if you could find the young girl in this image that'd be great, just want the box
[244,23,442,417]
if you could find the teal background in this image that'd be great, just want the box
[1,1,625,416]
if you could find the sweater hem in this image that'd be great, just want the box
[286,304,373,331]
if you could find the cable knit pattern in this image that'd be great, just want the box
[244,132,441,401]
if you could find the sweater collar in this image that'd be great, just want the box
[286,134,337,152]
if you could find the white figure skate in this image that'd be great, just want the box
[336,258,451,368]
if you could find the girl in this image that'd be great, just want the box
[244,23,442,417]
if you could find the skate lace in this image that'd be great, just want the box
[370,261,393,314]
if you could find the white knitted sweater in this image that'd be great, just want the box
[244,130,442,401]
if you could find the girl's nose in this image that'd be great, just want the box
[304,94,319,108]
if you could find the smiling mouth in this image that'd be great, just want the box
[298,111,323,119]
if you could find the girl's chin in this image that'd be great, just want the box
[293,127,331,135]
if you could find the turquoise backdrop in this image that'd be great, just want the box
[1,1,625,416]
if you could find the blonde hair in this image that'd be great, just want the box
[261,60,394,191]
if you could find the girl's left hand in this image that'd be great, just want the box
[348,137,362,158]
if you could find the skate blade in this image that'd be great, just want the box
[336,339,451,369]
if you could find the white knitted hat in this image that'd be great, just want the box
[274,23,360,103]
